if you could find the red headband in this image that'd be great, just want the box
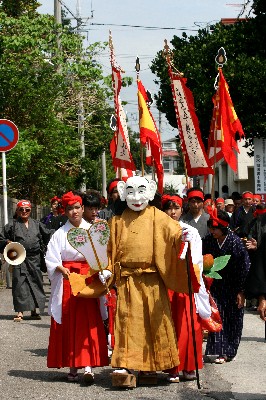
[242,192,253,199]
[61,191,82,208]
[215,197,225,204]
[161,194,183,207]
[17,200,31,209]
[207,206,229,227]
[187,190,204,201]
[50,196,61,204]
[108,180,119,194]
[253,194,261,200]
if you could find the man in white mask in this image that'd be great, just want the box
[103,176,200,387]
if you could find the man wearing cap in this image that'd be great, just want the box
[224,199,235,217]
[230,191,255,238]
[181,187,210,239]
[0,200,52,321]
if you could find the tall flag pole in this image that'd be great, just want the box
[164,41,210,389]
[163,40,214,184]
[135,57,145,178]
[109,31,136,181]
[136,58,164,194]
[208,48,244,198]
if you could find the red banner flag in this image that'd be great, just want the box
[109,35,136,175]
[208,68,244,172]
[137,79,164,193]
[167,66,214,177]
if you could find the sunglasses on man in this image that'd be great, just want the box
[18,207,31,212]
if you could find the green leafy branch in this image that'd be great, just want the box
[204,255,231,279]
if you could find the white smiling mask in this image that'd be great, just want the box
[117,176,157,212]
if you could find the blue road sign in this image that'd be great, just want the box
[0,119,19,152]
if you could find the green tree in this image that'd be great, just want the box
[0,0,40,17]
[151,0,266,150]
[0,8,113,203]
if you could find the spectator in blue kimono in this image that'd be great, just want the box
[202,210,250,364]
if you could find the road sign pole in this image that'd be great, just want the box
[0,119,19,226]
[2,152,8,225]
[0,119,18,288]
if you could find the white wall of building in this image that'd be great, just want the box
[199,142,254,196]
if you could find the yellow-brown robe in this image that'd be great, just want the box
[108,205,200,371]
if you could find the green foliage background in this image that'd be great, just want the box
[0,1,115,203]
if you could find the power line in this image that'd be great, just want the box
[91,22,198,31]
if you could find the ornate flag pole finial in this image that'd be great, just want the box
[215,47,227,68]
[109,30,114,52]
[135,56,140,79]
[163,39,184,77]
[211,47,228,200]
[163,39,171,63]
[214,47,227,90]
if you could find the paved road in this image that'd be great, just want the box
[0,275,265,400]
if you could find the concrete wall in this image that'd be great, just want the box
[200,142,254,196]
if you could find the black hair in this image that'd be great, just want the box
[204,193,212,201]
[149,192,162,210]
[82,189,101,208]
[162,200,183,212]
[231,191,241,201]
[256,203,266,210]
[113,198,128,215]
[222,185,229,193]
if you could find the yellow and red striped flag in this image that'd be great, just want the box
[137,79,164,193]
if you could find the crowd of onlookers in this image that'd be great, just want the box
[0,178,265,386]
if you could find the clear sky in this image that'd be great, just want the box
[38,1,252,141]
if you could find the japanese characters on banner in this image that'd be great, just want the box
[254,138,266,201]
[169,72,213,176]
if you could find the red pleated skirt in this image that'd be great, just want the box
[47,261,108,368]
[167,291,203,373]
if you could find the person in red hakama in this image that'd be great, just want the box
[162,194,210,382]
[46,191,108,383]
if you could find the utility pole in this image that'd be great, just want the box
[76,0,86,192]
[54,0,62,70]
[54,0,62,24]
